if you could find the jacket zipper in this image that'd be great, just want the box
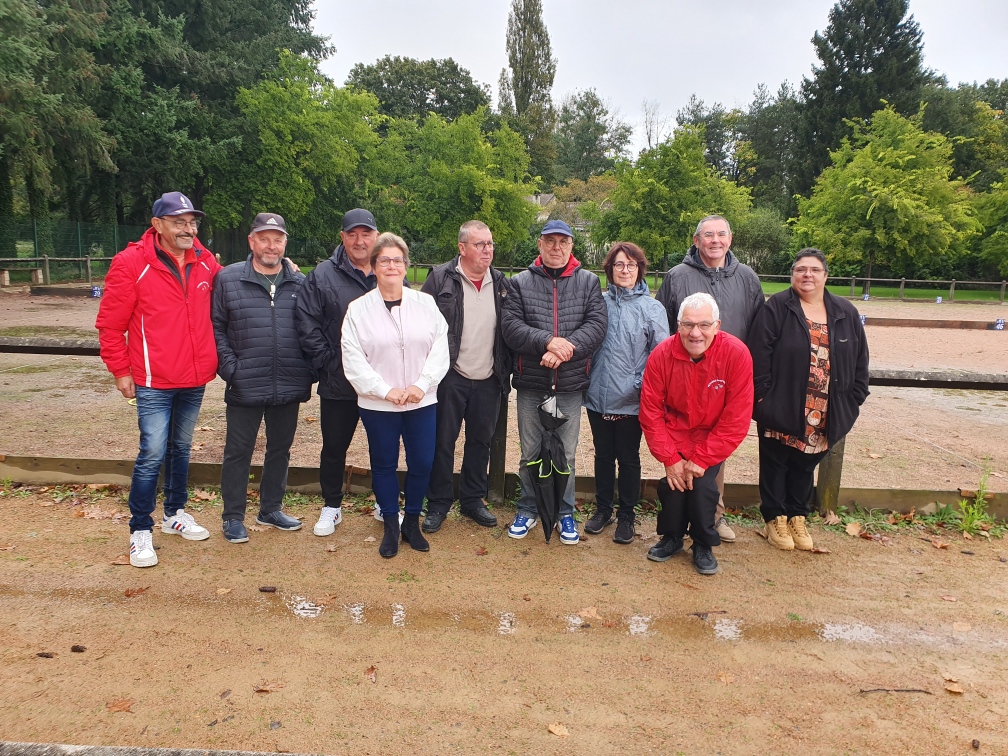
[552,278,559,392]
[385,299,407,390]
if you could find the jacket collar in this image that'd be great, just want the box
[140,226,208,266]
[239,254,296,284]
[682,245,739,277]
[670,330,724,362]
[530,253,581,277]
[332,244,374,286]
[783,286,846,321]
[606,280,649,302]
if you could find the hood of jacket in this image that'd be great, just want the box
[682,245,742,278]
[530,253,582,277]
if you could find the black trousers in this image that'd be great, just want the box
[319,398,360,508]
[656,462,723,548]
[220,402,300,521]
[426,369,502,516]
[758,435,828,521]
[586,409,642,520]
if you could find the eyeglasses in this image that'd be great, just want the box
[678,320,716,332]
[165,218,200,231]
[699,231,729,240]
[468,241,495,252]
[541,237,573,249]
[376,256,406,268]
[613,262,638,272]
[793,266,825,275]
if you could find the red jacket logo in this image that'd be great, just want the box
[707,378,726,390]
[197,281,210,291]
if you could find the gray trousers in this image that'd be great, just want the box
[516,390,583,519]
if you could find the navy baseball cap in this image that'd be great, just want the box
[152,191,205,218]
[341,208,378,232]
[540,219,573,237]
[250,212,287,235]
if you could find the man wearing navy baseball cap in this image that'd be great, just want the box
[500,219,607,545]
[96,191,221,567]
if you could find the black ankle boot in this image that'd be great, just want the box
[379,517,400,558]
[401,514,430,552]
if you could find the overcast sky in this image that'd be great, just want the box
[314,1,1007,152]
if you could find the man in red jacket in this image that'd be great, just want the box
[639,292,754,575]
[96,191,221,568]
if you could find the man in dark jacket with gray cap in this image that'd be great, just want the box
[212,212,315,543]
[656,214,764,542]
[501,220,607,545]
[296,208,384,537]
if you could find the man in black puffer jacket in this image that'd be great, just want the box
[212,213,315,543]
[294,209,380,537]
[501,220,607,545]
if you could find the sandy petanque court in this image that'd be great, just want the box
[1,291,1007,753]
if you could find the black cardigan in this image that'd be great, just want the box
[748,287,869,445]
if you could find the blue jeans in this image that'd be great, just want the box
[516,390,583,519]
[128,386,206,532]
[359,404,437,517]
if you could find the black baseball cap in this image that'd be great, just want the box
[341,208,377,232]
[250,213,287,235]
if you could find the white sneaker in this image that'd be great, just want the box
[373,505,404,525]
[161,509,210,541]
[129,530,158,568]
[314,506,343,536]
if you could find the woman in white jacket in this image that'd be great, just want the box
[341,233,450,557]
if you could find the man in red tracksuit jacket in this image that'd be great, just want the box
[96,191,221,568]
[638,292,754,575]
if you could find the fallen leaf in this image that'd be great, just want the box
[953,622,972,633]
[363,536,376,543]
[36,652,55,658]
[577,606,601,620]
[111,555,131,565]
[931,538,949,550]
[963,531,974,541]
[859,532,893,546]
[124,586,148,598]
[810,546,831,554]
[207,719,217,728]
[0,545,15,551]
[945,683,964,695]
[304,416,318,423]
[602,619,618,628]
[365,665,377,683]
[941,595,958,602]
[192,489,216,501]
[547,722,569,738]
[754,527,767,539]
[259,586,277,593]
[71,509,86,518]
[640,655,652,662]
[846,522,862,537]
[86,483,111,490]
[220,689,232,699]
[253,679,285,693]
[215,588,232,596]
[191,441,205,451]
[868,453,881,459]
[365,493,377,502]
[523,594,531,601]
[887,513,897,525]
[71,645,86,653]
[247,524,267,532]
[717,672,735,684]
[106,698,134,713]
[823,510,841,526]
[196,425,214,432]
[943,674,959,683]
[325,544,338,553]
[475,546,489,556]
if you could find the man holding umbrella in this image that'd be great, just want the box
[501,220,607,544]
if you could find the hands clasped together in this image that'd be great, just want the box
[385,386,426,406]
[664,458,707,492]
[540,336,575,369]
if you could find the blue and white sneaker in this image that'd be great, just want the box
[161,509,210,541]
[558,515,580,545]
[508,513,537,539]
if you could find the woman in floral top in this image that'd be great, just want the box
[748,248,870,552]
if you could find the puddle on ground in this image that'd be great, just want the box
[628,615,651,636]
[713,618,742,641]
[820,623,885,644]
[285,595,323,618]
[497,612,516,635]
[391,604,406,628]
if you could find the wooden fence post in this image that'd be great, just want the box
[42,255,50,285]
[899,278,905,299]
[86,256,92,286]
[815,436,846,514]
[849,277,856,296]
[950,280,956,301]
[487,396,509,503]
[1001,280,1006,304]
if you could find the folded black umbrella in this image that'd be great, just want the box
[524,395,571,543]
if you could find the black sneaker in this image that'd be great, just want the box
[584,509,613,535]
[422,511,447,533]
[612,517,636,544]
[692,543,718,575]
[256,510,303,531]
[222,519,249,543]
[647,535,684,562]
[459,502,498,528]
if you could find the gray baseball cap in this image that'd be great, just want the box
[250,212,287,235]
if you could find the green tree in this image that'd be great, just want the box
[737,83,803,217]
[793,107,981,280]
[974,182,1008,277]
[553,89,631,183]
[204,51,379,245]
[368,109,538,261]
[796,0,935,197]
[592,125,752,265]
[676,95,748,181]
[731,207,792,274]
[346,55,490,122]
[498,0,556,185]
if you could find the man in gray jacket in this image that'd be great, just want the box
[656,214,764,542]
